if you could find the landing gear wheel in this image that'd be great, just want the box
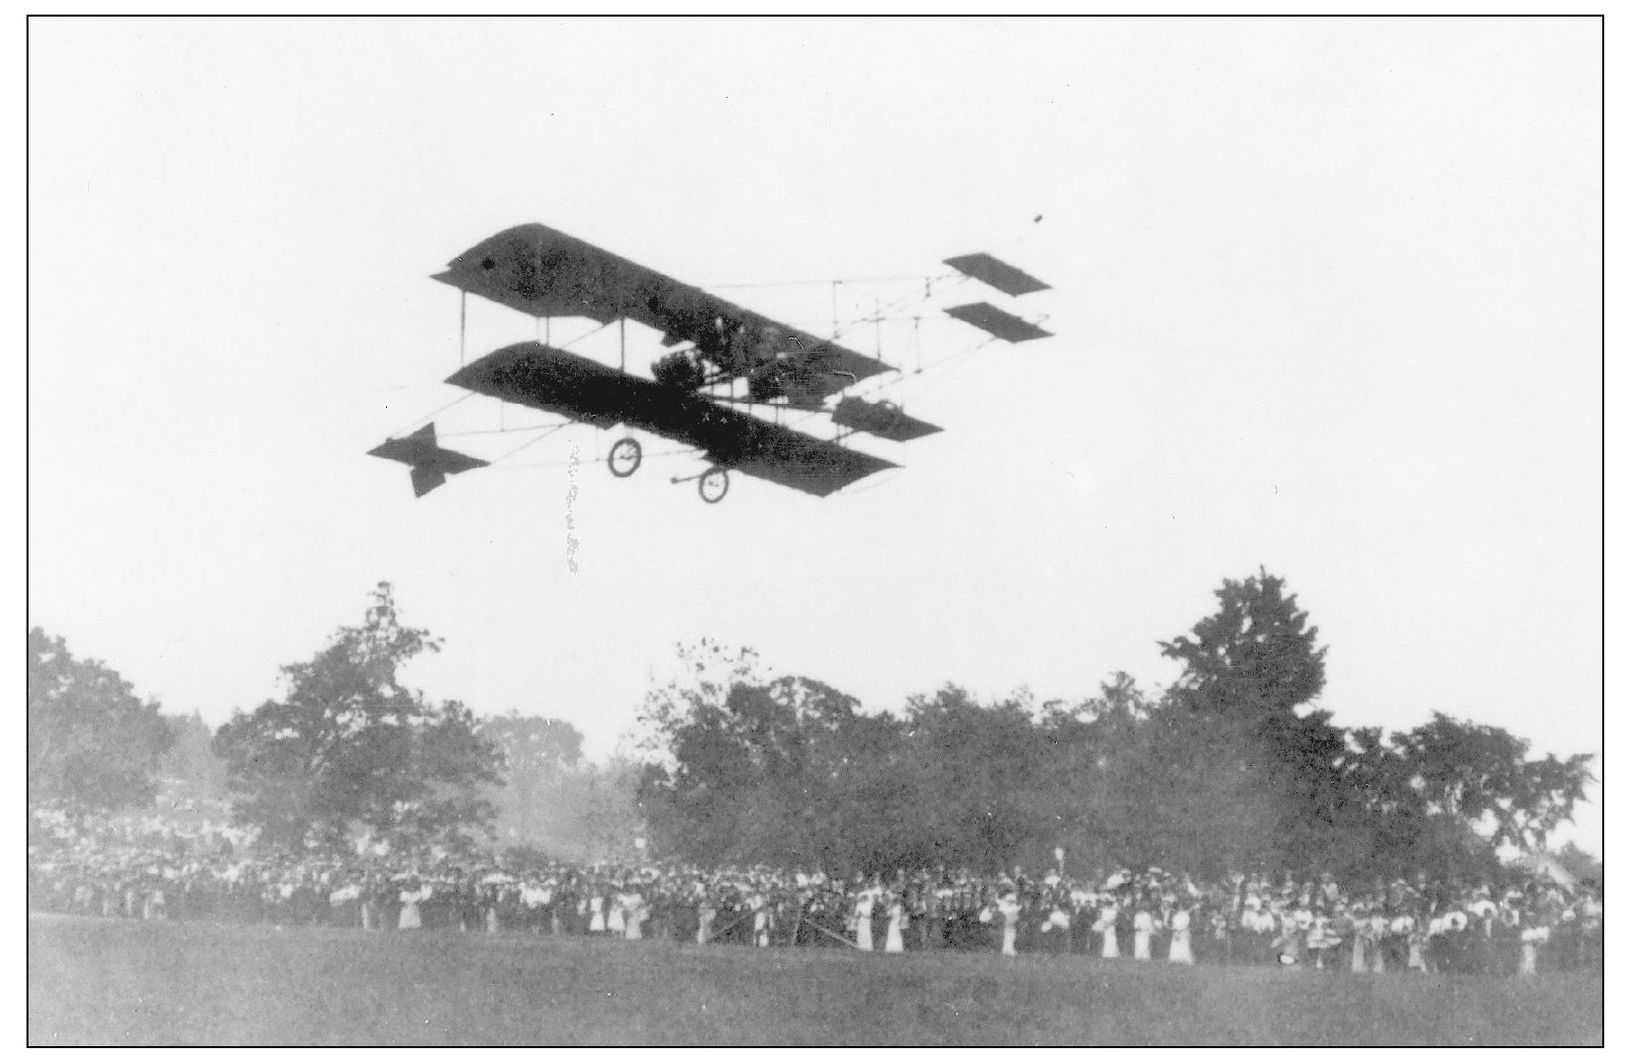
[608,437,642,478]
[698,467,730,504]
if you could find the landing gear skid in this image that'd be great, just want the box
[670,466,731,503]
[607,437,642,478]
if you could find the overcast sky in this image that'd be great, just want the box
[28,17,1600,850]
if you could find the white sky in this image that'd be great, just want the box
[27,17,1601,851]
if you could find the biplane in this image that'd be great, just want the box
[370,223,1051,502]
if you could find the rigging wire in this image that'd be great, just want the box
[494,443,696,471]
[422,264,997,470]
[684,274,964,421]
[855,334,1000,406]
[490,421,573,463]
[392,391,476,438]
[483,315,1003,470]
[380,242,1045,493]
[435,423,562,439]
[822,274,969,354]
[391,302,619,441]
[703,270,957,291]
[553,318,616,350]
[476,324,1000,474]
[742,278,986,435]
[719,313,965,328]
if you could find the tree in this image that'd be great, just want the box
[1051,684,1281,877]
[479,714,645,861]
[638,642,907,872]
[212,582,502,851]
[1316,716,1594,884]
[901,686,1049,874]
[626,588,1595,885]
[635,639,766,763]
[29,627,175,810]
[566,754,646,862]
[640,673,875,867]
[1160,568,1326,720]
[1159,570,1353,872]
[1159,571,1594,879]
[481,712,584,841]
[1390,713,1594,855]
[1551,841,1601,888]
[160,711,230,799]
[482,713,584,777]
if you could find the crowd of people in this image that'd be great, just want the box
[29,801,1601,976]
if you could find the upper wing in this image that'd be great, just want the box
[446,342,896,497]
[433,224,893,400]
[944,253,1051,297]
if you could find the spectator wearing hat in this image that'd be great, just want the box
[695,890,716,945]
[1461,900,1494,974]
[1519,908,1550,975]
[1306,909,1341,970]
[1167,905,1194,965]
[920,884,948,950]
[397,876,428,929]
[1132,902,1156,961]
[883,890,907,953]
[588,886,607,934]
[1203,904,1233,965]
[1237,895,1263,964]
[1274,908,1304,968]
[623,886,647,941]
[1383,911,1412,972]
[853,879,878,952]
[1493,891,1523,974]
[1577,883,1602,972]
[1407,913,1431,973]
[996,888,1021,957]
[1044,891,1073,956]
[1096,899,1120,959]
[1351,905,1384,973]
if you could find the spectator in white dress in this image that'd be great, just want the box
[884,893,907,953]
[398,879,429,930]
[1132,904,1155,961]
[1097,901,1120,959]
[622,889,646,941]
[997,890,1021,957]
[854,883,877,952]
[1167,906,1194,965]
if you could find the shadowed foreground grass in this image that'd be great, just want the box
[28,915,1601,1045]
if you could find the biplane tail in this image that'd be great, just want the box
[942,252,1053,343]
[368,422,489,498]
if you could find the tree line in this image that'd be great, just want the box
[29,572,1595,883]
[636,572,1594,882]
[28,585,636,861]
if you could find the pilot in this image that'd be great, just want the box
[725,322,753,373]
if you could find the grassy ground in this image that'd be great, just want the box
[28,915,1601,1046]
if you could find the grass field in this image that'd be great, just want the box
[28,915,1601,1045]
